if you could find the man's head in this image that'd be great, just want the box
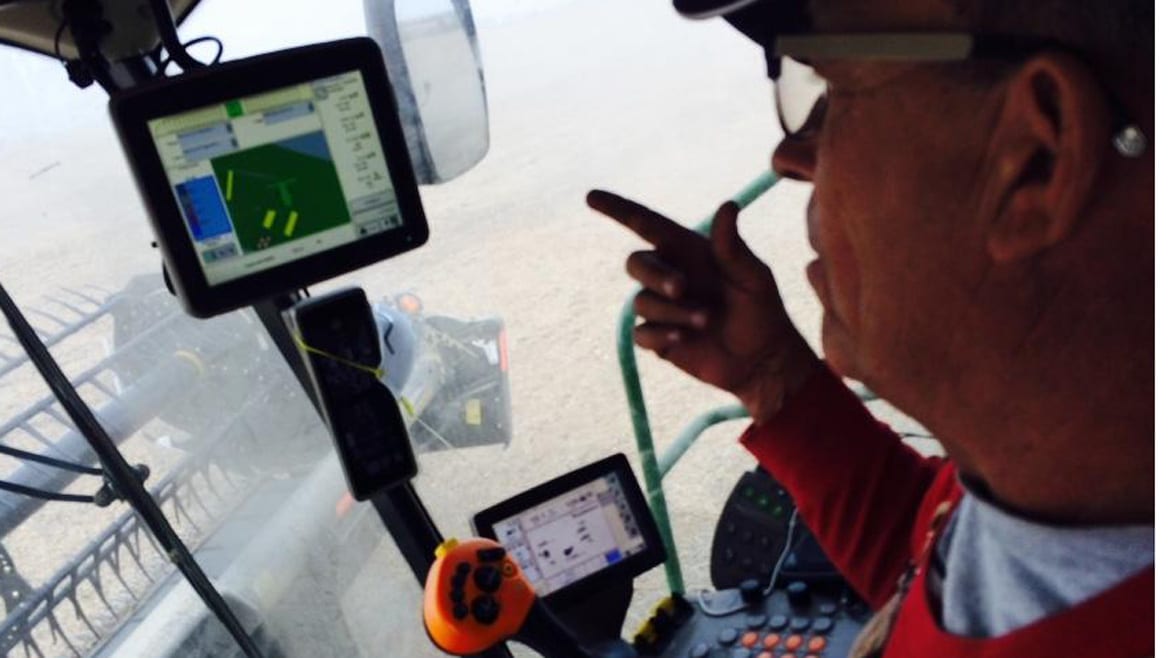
[696,0,1153,519]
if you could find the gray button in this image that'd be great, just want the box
[813,616,834,633]
[767,614,789,630]
[746,614,767,629]
[689,643,711,658]
[731,650,751,658]
[791,616,811,632]
[718,628,739,645]
[818,601,839,616]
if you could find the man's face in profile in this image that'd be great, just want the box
[777,0,999,396]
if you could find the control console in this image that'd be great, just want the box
[711,469,840,590]
[432,455,872,658]
[640,580,870,658]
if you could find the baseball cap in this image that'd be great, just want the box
[672,0,812,48]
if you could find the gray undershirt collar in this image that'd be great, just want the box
[931,483,1154,638]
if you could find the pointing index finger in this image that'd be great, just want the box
[587,189,697,248]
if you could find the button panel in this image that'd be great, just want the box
[710,469,841,591]
[711,471,795,588]
[653,586,869,658]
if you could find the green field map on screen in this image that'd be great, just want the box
[211,131,350,254]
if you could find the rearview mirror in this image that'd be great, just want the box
[364,0,490,185]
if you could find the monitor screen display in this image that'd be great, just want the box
[148,70,400,286]
[490,472,649,597]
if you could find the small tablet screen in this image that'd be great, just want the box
[149,70,400,286]
[490,472,648,597]
[472,453,665,605]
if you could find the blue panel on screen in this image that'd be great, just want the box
[176,176,233,241]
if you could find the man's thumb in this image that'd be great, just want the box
[711,201,765,284]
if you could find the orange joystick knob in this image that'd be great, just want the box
[423,538,537,656]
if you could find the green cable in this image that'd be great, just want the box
[693,169,780,236]
[618,169,779,596]
[618,294,685,595]
[658,405,749,478]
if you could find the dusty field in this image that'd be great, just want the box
[0,1,935,656]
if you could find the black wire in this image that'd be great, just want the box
[0,443,103,475]
[184,35,222,63]
[156,35,223,76]
[146,0,204,71]
[0,279,263,658]
[0,480,95,504]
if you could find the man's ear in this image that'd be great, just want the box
[983,52,1110,263]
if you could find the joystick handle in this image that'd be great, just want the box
[423,538,594,658]
[424,538,535,655]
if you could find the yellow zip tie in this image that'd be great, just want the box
[293,334,385,380]
[292,335,422,418]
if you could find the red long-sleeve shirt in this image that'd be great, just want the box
[739,366,1154,657]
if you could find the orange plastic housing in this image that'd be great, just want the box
[423,538,537,655]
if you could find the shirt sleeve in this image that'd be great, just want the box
[739,365,945,606]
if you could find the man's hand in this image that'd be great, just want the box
[588,189,820,423]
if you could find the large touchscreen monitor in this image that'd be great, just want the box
[111,38,428,318]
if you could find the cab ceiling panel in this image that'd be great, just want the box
[0,0,202,60]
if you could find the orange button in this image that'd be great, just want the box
[808,636,827,652]
[741,632,759,648]
[785,635,804,651]
[763,634,781,649]
[756,653,773,658]
[780,654,797,658]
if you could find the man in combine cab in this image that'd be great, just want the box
[589,0,1153,655]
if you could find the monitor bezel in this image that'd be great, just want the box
[471,453,666,608]
[110,37,428,318]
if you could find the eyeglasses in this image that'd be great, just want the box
[770,33,1148,158]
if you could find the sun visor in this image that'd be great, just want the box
[673,0,812,48]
